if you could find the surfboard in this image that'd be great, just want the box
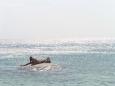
[19,63,61,71]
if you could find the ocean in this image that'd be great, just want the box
[0,39,115,86]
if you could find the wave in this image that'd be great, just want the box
[0,39,115,54]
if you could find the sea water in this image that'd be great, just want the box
[0,40,115,86]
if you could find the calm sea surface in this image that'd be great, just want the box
[0,40,115,86]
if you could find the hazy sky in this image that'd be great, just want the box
[0,0,115,41]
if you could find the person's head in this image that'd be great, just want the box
[30,56,33,60]
[46,57,51,63]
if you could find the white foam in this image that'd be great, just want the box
[20,63,61,72]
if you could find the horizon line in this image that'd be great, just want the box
[0,37,115,42]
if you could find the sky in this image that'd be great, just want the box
[0,0,115,41]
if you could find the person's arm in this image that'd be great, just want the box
[20,62,31,66]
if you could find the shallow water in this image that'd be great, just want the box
[0,40,115,86]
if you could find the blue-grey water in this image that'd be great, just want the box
[0,40,115,86]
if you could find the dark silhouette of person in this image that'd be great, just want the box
[21,56,51,66]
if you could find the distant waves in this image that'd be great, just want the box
[0,40,114,56]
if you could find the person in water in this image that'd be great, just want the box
[21,56,51,66]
